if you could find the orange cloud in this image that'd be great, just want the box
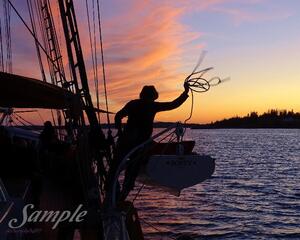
[8,0,208,124]
[14,0,292,125]
[89,1,201,114]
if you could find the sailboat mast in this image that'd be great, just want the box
[57,0,99,128]
[57,0,108,208]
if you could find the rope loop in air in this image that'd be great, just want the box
[183,51,230,124]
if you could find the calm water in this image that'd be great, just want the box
[134,129,300,239]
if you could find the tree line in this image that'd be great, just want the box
[190,109,300,128]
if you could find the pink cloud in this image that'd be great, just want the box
[6,0,210,122]
[11,0,295,125]
[82,1,201,112]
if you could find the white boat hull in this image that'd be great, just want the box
[140,154,215,193]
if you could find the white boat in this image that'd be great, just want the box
[143,154,215,193]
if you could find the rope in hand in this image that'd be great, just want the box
[184,51,230,123]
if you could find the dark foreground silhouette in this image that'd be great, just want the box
[109,84,189,200]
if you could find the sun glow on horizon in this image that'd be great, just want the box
[4,0,300,125]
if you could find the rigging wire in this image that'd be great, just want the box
[55,1,63,58]
[8,0,11,72]
[27,0,46,82]
[85,0,98,108]
[92,0,100,121]
[37,111,44,123]
[33,0,48,76]
[15,117,28,127]
[85,0,100,120]
[0,18,4,71]
[15,113,35,126]
[46,0,67,79]
[13,115,37,132]
[6,0,67,83]
[33,0,66,139]
[131,182,145,204]
[50,109,57,127]
[12,117,26,127]
[6,0,11,73]
[3,0,12,73]
[96,0,111,128]
[95,1,114,183]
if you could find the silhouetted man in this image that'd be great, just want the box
[39,121,57,151]
[113,83,189,200]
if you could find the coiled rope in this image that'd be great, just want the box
[184,51,230,123]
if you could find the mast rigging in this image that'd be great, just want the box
[58,0,99,128]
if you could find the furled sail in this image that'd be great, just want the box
[0,72,76,109]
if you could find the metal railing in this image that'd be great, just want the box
[0,178,9,202]
[110,125,177,208]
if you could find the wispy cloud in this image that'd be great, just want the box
[90,0,201,110]
[210,1,294,26]
[7,0,299,124]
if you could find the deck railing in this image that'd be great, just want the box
[110,124,178,208]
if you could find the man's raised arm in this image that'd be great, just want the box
[155,83,189,112]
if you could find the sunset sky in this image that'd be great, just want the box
[6,0,300,124]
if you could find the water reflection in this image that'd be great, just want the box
[134,129,300,239]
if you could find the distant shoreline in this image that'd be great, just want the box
[152,122,300,129]
[156,109,300,129]
[16,124,300,130]
[8,109,300,130]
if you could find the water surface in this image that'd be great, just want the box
[134,129,300,239]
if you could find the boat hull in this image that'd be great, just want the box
[145,154,215,192]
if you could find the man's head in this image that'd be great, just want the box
[44,121,52,128]
[139,85,159,101]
